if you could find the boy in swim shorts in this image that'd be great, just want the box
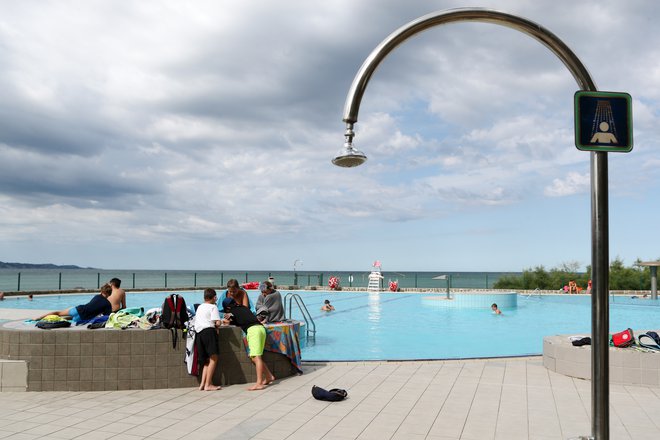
[222,297,274,390]
[194,288,222,391]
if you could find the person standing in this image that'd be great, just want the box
[195,288,222,391]
[222,297,275,390]
[108,278,126,312]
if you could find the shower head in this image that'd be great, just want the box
[332,145,367,168]
[332,124,367,168]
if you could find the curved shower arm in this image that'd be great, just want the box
[342,7,597,124]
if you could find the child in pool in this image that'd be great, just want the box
[320,299,335,312]
[491,303,502,315]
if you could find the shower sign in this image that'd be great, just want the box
[574,90,633,152]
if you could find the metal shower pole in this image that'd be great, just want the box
[338,8,609,439]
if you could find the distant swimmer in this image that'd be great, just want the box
[321,299,335,312]
[491,303,502,315]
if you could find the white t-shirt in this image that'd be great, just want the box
[194,302,221,332]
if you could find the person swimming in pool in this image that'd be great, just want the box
[491,303,502,315]
[320,299,335,312]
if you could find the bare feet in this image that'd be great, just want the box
[262,374,275,385]
[248,384,267,391]
[203,385,221,391]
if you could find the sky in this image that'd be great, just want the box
[0,0,658,272]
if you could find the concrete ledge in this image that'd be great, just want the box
[0,359,28,391]
[0,323,300,391]
[543,332,660,387]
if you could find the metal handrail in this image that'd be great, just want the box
[283,293,316,340]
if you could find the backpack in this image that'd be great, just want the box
[161,294,190,348]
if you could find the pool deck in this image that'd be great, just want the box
[2,308,660,439]
[1,357,660,439]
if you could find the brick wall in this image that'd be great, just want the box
[0,325,298,391]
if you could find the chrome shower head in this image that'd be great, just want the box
[332,124,367,168]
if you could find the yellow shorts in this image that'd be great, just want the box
[246,325,266,357]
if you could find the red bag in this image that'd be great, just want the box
[612,328,635,347]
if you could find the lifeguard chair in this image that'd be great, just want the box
[367,260,383,292]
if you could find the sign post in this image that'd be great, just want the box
[575,91,633,152]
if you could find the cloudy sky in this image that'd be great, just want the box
[0,0,658,272]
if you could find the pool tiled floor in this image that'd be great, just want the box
[1,357,659,439]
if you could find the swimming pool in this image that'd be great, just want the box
[3,290,659,361]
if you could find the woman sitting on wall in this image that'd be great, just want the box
[225,278,251,309]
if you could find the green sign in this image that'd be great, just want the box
[574,91,633,152]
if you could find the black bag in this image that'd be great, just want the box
[35,320,71,329]
[311,385,348,402]
[161,294,189,348]
[571,337,591,347]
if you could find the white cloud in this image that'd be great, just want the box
[0,0,658,270]
[544,172,590,197]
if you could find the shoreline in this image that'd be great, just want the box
[0,287,655,297]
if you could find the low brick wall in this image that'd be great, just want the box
[0,324,299,391]
[543,333,660,387]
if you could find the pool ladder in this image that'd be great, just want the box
[284,293,316,341]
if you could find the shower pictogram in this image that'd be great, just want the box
[589,100,618,144]
[574,90,633,152]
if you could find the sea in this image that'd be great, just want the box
[0,269,519,293]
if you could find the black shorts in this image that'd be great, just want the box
[195,327,219,365]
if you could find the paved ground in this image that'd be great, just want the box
[2,357,660,440]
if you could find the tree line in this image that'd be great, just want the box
[493,258,657,291]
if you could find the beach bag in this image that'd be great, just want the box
[87,315,110,329]
[612,328,635,347]
[35,320,71,329]
[311,385,348,402]
[161,294,189,348]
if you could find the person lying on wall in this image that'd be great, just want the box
[255,280,285,323]
[34,284,113,323]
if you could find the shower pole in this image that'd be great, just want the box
[337,8,608,439]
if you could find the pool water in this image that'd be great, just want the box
[2,291,659,361]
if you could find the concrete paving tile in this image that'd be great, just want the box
[71,431,117,440]
[46,426,91,439]
[249,428,292,440]
[0,434,39,440]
